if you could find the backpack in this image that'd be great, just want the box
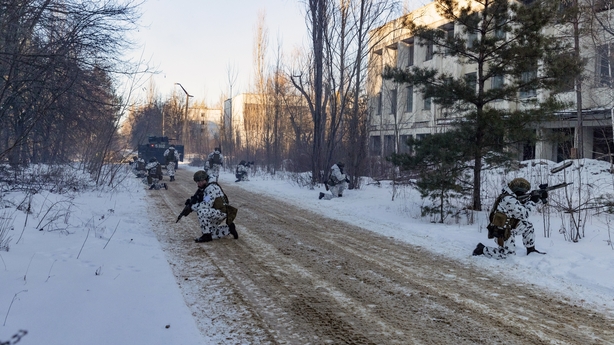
[210,152,222,165]
[487,193,519,246]
[210,182,238,225]
[166,148,176,163]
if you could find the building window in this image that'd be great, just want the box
[376,92,382,115]
[425,41,434,61]
[465,72,477,93]
[423,96,432,110]
[492,75,504,89]
[444,23,454,56]
[369,136,381,156]
[406,86,413,112]
[399,135,412,154]
[384,135,395,155]
[556,53,575,92]
[519,66,537,99]
[386,44,398,68]
[390,88,397,115]
[467,30,478,49]
[494,17,505,40]
[597,44,614,86]
[407,43,414,67]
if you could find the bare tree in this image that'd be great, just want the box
[292,0,329,185]
[0,0,140,176]
[293,0,399,184]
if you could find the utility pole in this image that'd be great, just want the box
[175,83,193,151]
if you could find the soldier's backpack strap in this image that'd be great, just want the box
[209,182,237,224]
[487,192,513,246]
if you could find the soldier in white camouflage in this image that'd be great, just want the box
[206,147,223,182]
[319,162,349,200]
[164,145,180,181]
[145,157,167,190]
[191,170,238,242]
[473,178,546,259]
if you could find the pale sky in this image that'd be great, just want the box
[125,0,309,105]
[124,0,426,106]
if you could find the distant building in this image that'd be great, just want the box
[185,103,221,156]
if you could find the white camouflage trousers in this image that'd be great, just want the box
[321,182,347,200]
[196,207,230,239]
[482,220,536,259]
[207,164,221,182]
[167,162,176,177]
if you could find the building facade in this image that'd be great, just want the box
[367,0,614,162]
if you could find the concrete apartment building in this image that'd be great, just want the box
[367,0,614,162]
[223,93,263,152]
[187,104,220,137]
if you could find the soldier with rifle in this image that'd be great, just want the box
[235,160,253,182]
[177,170,238,243]
[473,163,573,259]
[319,162,350,200]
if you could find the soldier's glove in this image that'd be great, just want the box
[190,195,199,205]
[185,198,192,206]
[529,190,541,203]
[540,190,548,204]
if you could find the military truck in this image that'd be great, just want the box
[137,136,184,167]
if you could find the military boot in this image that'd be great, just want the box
[472,243,485,256]
[527,246,546,255]
[195,233,212,243]
[228,223,238,239]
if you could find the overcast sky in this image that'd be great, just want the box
[124,0,309,105]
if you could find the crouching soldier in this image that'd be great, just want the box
[131,156,146,178]
[190,170,238,242]
[146,157,167,190]
[473,177,546,259]
[319,162,349,200]
[235,160,252,182]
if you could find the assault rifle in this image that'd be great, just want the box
[176,189,204,222]
[176,200,193,223]
[518,182,573,204]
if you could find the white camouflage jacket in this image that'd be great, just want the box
[494,185,537,222]
[191,183,226,212]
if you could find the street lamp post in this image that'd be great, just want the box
[175,83,193,151]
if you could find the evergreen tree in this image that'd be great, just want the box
[384,0,583,210]
[390,132,471,223]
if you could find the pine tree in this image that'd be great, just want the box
[390,132,471,223]
[384,0,583,211]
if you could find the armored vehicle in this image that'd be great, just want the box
[137,136,184,167]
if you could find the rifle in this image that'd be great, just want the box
[176,189,204,222]
[176,200,193,223]
[518,182,573,204]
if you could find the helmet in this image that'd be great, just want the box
[214,147,221,152]
[240,160,246,165]
[149,157,157,162]
[193,170,209,182]
[508,178,531,194]
[337,162,345,168]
